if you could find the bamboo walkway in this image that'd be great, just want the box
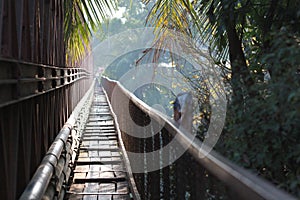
[65,86,132,200]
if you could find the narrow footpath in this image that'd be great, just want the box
[65,85,133,200]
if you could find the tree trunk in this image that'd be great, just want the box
[221,0,255,106]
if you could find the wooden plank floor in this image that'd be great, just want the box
[65,86,132,200]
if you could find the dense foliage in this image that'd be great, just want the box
[142,0,300,196]
[216,1,300,196]
[221,29,300,195]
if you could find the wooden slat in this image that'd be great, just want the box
[65,86,134,200]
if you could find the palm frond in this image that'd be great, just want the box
[141,0,200,61]
[144,0,194,35]
[64,0,116,66]
[143,0,231,63]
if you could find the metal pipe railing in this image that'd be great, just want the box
[19,81,95,200]
[0,58,93,199]
[101,76,297,200]
[0,58,91,108]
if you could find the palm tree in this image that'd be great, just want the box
[64,0,116,66]
[142,0,256,104]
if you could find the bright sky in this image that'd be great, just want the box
[88,1,126,23]
[108,7,126,19]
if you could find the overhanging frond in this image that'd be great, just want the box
[64,0,116,66]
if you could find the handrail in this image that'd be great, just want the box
[19,80,95,200]
[0,58,90,108]
[101,76,297,200]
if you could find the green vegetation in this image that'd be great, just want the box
[142,0,300,196]
[92,0,149,43]
[64,0,116,66]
